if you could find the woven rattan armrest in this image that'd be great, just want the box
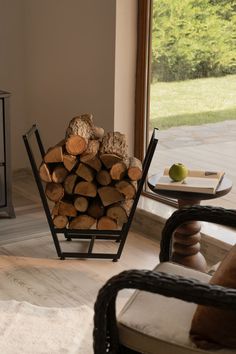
[160,205,236,262]
[93,269,236,354]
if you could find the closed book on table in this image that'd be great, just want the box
[155,168,225,194]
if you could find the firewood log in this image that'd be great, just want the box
[74,181,97,197]
[39,162,52,183]
[42,117,145,231]
[44,141,64,163]
[51,166,69,183]
[53,215,68,228]
[121,199,134,214]
[65,114,104,140]
[99,153,122,169]
[75,163,95,182]
[87,198,105,219]
[57,201,77,217]
[66,114,93,139]
[93,126,104,140]
[115,180,136,199]
[63,174,77,195]
[96,170,112,186]
[65,135,88,155]
[127,157,142,181]
[98,186,124,207]
[45,182,64,202]
[82,156,102,172]
[74,196,89,212]
[80,140,100,162]
[69,215,95,229]
[106,200,133,224]
[51,202,60,216]
[97,216,118,230]
[110,162,127,180]
[63,154,78,172]
[99,132,128,159]
[106,205,128,224]
[130,180,138,191]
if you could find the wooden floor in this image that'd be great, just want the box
[0,169,159,311]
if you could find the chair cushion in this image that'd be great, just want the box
[118,262,235,354]
[190,245,236,349]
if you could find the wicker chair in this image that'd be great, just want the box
[93,205,236,354]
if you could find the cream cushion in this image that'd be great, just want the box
[118,262,236,354]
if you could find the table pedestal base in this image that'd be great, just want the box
[172,199,207,272]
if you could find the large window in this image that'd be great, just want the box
[135,0,236,209]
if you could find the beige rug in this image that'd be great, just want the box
[0,300,93,354]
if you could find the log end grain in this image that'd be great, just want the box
[65,135,88,155]
[45,182,64,202]
[97,216,118,230]
[53,215,68,229]
[69,215,95,229]
[74,181,97,198]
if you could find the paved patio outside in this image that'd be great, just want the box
[148,120,236,209]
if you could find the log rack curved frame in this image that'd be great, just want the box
[23,125,158,261]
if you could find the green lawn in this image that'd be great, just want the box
[150,74,236,130]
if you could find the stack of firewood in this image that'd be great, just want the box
[39,114,142,230]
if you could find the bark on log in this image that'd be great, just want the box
[65,114,104,140]
[80,140,100,162]
[99,132,128,159]
[106,200,133,224]
[96,170,112,186]
[63,154,78,172]
[74,196,89,212]
[44,145,64,163]
[115,180,136,199]
[65,135,88,155]
[39,162,52,183]
[128,157,142,181]
[64,174,77,195]
[97,216,118,230]
[74,181,97,197]
[51,166,69,183]
[87,199,105,219]
[53,215,68,229]
[98,186,124,207]
[45,182,64,202]
[99,153,122,169]
[58,201,77,217]
[82,156,102,172]
[75,163,95,182]
[66,114,94,139]
[93,126,104,140]
[69,215,95,229]
[110,162,127,181]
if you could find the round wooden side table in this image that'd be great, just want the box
[148,174,232,272]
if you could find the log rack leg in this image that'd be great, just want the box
[172,198,207,272]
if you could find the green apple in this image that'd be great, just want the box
[169,163,188,182]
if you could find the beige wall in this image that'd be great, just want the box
[0,0,137,170]
[25,0,116,152]
[114,0,137,155]
[0,0,28,169]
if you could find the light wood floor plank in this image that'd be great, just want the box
[0,170,160,313]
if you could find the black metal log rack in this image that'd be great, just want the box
[23,125,158,261]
